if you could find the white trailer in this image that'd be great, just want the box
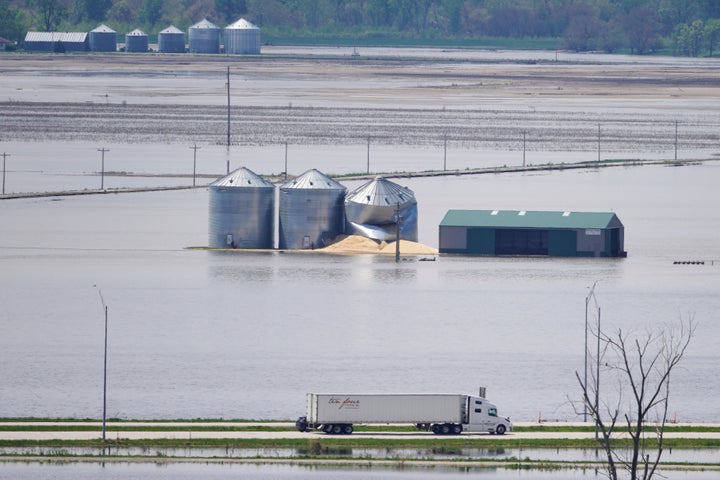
[296,393,512,435]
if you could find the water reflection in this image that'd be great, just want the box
[3,446,719,463]
[0,460,717,480]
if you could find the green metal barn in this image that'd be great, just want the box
[439,210,626,257]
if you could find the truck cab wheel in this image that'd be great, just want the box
[431,424,441,434]
[496,424,507,435]
[440,424,451,435]
[452,424,462,434]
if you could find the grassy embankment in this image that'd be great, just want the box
[2,419,720,450]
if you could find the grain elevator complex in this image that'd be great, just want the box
[208,169,418,251]
[208,168,626,258]
[24,17,261,54]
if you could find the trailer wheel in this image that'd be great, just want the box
[452,424,463,434]
[322,424,333,434]
[343,424,354,434]
[496,424,507,435]
[332,424,344,435]
[440,424,451,435]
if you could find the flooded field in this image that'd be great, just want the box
[1,47,719,196]
[1,48,720,480]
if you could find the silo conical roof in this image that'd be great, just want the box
[211,167,274,188]
[281,169,345,190]
[160,25,183,34]
[345,175,416,206]
[127,29,146,36]
[226,18,259,30]
[190,18,220,30]
[92,24,116,33]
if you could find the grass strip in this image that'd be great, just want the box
[2,437,720,450]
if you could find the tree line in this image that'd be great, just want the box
[2,0,720,56]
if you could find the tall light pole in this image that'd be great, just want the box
[584,281,600,434]
[95,285,108,442]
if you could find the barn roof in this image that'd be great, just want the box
[24,32,88,43]
[440,210,623,230]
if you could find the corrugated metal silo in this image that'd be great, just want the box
[89,24,117,52]
[279,169,346,250]
[208,167,275,249]
[224,18,261,54]
[188,18,221,54]
[124,29,148,52]
[158,25,186,53]
[345,176,418,242]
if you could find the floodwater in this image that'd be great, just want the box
[0,461,717,480]
[1,46,720,480]
[1,163,719,423]
[3,445,719,464]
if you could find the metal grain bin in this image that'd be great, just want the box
[224,18,261,54]
[188,18,220,54]
[345,176,418,242]
[124,29,148,53]
[279,169,346,250]
[208,167,275,249]
[89,24,117,52]
[158,25,185,53]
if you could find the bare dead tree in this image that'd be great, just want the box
[574,316,695,480]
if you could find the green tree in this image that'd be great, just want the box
[107,0,134,23]
[0,0,30,43]
[73,0,112,22]
[704,18,720,56]
[623,4,662,53]
[215,0,248,24]
[445,0,462,35]
[31,0,69,31]
[563,3,603,51]
[139,0,164,26]
[673,19,704,56]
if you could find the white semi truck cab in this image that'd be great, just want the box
[296,392,512,435]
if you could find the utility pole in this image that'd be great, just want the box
[284,141,288,181]
[190,144,201,187]
[522,131,527,167]
[226,66,231,174]
[366,137,370,174]
[674,120,678,162]
[394,202,401,263]
[97,148,109,190]
[443,133,447,171]
[597,124,601,163]
[1,152,9,195]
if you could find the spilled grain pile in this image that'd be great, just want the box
[320,235,438,255]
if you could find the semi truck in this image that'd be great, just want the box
[296,392,511,435]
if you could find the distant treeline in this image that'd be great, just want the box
[2,0,720,56]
